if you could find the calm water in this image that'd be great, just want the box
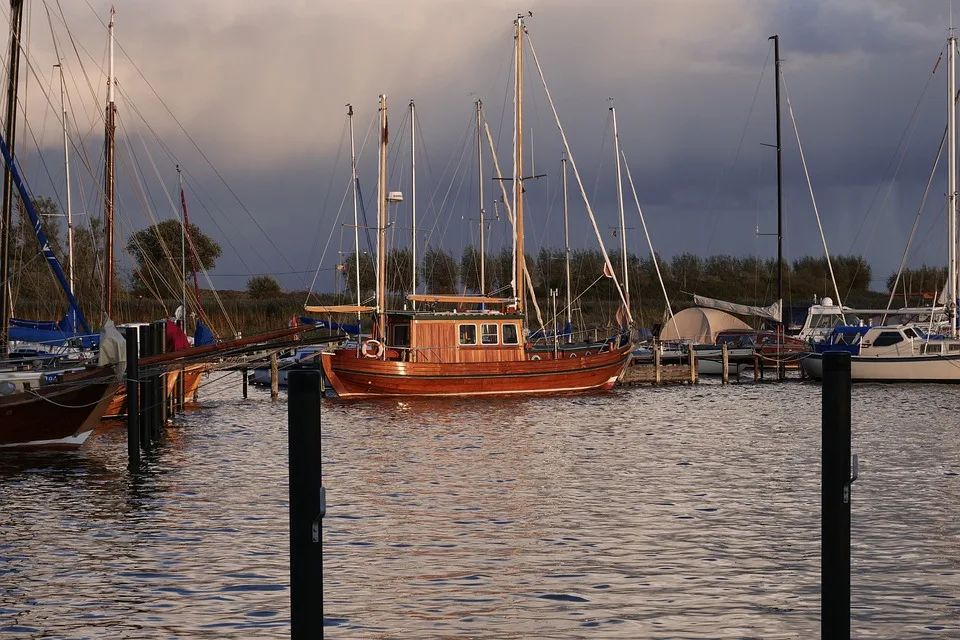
[1,374,958,638]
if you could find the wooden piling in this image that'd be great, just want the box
[654,341,662,385]
[822,351,853,639]
[721,343,729,384]
[287,370,323,639]
[138,325,152,449]
[125,326,140,471]
[271,352,280,401]
[688,344,697,385]
[242,367,248,399]
[753,355,759,382]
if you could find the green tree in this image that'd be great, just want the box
[460,245,482,293]
[386,247,413,295]
[343,251,375,299]
[247,275,282,298]
[422,246,458,293]
[127,219,221,299]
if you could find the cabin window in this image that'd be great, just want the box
[903,328,918,339]
[502,323,519,345]
[871,331,903,347]
[481,324,498,345]
[393,324,410,347]
[458,324,477,345]
[950,343,960,353]
[924,343,943,354]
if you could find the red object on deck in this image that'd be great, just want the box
[165,319,191,351]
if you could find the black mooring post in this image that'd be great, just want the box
[288,370,323,639]
[125,326,140,470]
[138,325,152,449]
[242,367,248,399]
[822,351,853,640]
[158,321,168,432]
[152,322,163,441]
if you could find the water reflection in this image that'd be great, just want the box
[1,375,959,638]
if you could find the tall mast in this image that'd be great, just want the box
[514,14,525,312]
[177,165,186,329]
[611,103,629,315]
[769,34,784,330]
[376,94,388,343]
[57,63,75,312]
[562,153,572,342]
[476,98,485,294]
[949,26,958,337]
[104,7,116,320]
[348,104,361,323]
[410,99,417,309]
[0,0,24,355]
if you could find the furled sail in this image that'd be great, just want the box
[692,295,781,323]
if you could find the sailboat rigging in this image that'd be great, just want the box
[316,14,632,398]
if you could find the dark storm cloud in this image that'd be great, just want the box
[11,0,960,296]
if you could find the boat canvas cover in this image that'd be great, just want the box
[692,295,781,323]
[658,307,752,344]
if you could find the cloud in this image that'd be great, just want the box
[6,0,959,301]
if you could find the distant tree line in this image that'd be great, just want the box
[338,247,876,306]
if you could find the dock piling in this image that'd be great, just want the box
[654,340,662,385]
[721,343,729,384]
[271,352,279,401]
[242,367,248,398]
[288,370,323,639]
[687,344,697,385]
[822,351,854,639]
[125,326,140,471]
[138,325,152,449]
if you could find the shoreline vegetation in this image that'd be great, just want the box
[11,248,947,337]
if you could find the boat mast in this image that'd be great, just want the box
[769,34,784,331]
[476,98,485,294]
[949,25,958,338]
[57,62,75,322]
[376,94,388,342]
[410,99,416,309]
[562,153,572,342]
[348,104,361,323]
[514,14,525,313]
[0,0,24,355]
[104,7,116,320]
[610,102,629,316]
[177,165,186,330]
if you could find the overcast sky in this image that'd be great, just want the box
[6,0,960,302]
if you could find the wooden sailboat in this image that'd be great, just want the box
[316,16,632,399]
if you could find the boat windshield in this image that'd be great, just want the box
[809,312,860,329]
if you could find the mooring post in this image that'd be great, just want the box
[138,325,151,448]
[288,370,323,639]
[753,355,759,381]
[687,343,697,385]
[242,367,248,399]
[653,340,662,386]
[721,342,729,385]
[271,352,280,401]
[158,321,168,430]
[125,326,140,470]
[822,351,854,640]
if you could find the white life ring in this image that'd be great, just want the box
[362,339,385,359]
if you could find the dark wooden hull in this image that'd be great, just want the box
[105,363,204,418]
[322,344,632,399]
[0,366,119,449]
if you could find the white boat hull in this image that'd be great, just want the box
[803,352,960,382]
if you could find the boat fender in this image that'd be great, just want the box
[531,355,541,361]
[362,339,385,359]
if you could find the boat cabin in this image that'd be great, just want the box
[383,311,526,363]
